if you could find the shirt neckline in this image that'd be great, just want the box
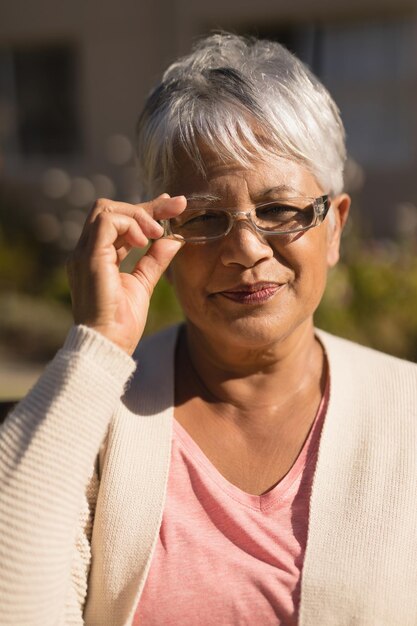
[173,377,329,512]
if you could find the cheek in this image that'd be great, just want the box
[169,247,212,310]
[280,232,329,298]
[302,244,329,306]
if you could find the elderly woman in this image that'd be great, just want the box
[1,33,417,626]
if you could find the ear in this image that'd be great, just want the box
[326,193,351,268]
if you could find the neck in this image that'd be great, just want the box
[177,319,326,416]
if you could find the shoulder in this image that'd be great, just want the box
[133,323,181,364]
[316,328,417,372]
[123,324,181,401]
[316,328,417,411]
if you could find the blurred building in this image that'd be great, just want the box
[0,0,416,239]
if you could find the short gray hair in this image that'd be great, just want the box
[136,32,346,198]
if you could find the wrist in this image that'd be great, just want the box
[64,325,137,377]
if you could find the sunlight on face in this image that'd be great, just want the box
[166,152,345,351]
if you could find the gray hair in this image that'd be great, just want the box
[136,32,346,198]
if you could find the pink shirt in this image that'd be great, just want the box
[135,388,328,625]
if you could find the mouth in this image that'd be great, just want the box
[216,282,285,304]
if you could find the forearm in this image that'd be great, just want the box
[0,325,136,626]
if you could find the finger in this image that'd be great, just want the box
[115,245,131,265]
[147,195,187,220]
[115,194,186,220]
[88,212,154,252]
[78,197,185,254]
[93,205,164,240]
[84,198,143,225]
[130,238,184,296]
[85,194,186,225]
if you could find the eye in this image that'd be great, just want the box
[180,210,220,226]
[171,209,229,238]
[256,203,301,220]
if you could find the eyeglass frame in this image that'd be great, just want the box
[159,194,331,243]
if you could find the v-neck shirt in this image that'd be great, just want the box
[134,383,329,625]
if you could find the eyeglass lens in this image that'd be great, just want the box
[169,199,317,240]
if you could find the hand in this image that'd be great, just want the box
[66,194,187,355]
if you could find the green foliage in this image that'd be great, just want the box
[0,216,416,362]
[145,277,184,336]
[119,245,184,336]
[0,236,40,291]
[315,237,417,361]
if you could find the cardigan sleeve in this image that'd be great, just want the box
[0,325,137,626]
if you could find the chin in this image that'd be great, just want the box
[202,310,300,350]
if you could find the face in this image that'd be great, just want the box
[166,152,349,351]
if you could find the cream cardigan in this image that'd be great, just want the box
[0,324,417,626]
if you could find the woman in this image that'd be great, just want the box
[1,33,417,626]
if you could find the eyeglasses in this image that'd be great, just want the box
[160,195,330,243]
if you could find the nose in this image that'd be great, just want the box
[219,216,274,268]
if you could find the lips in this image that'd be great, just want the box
[216,282,285,304]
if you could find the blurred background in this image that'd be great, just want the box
[1,0,417,403]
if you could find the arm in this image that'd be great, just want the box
[0,326,135,626]
[0,193,186,625]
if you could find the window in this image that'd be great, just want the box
[242,17,417,168]
[319,19,416,168]
[0,43,81,158]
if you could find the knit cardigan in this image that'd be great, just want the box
[1,324,417,626]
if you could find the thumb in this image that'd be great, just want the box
[131,238,184,296]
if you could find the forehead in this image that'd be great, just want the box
[167,150,323,200]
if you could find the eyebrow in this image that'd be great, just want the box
[185,184,303,205]
[186,193,223,203]
[257,184,302,198]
